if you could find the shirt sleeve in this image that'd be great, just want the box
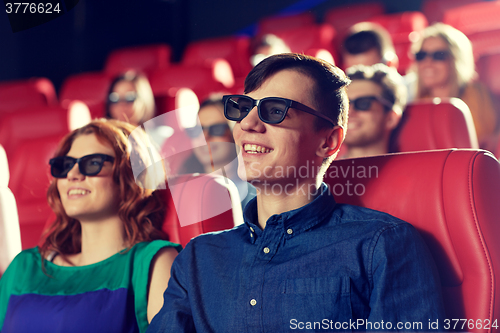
[367,222,446,331]
[146,245,196,333]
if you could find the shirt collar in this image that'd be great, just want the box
[243,183,337,243]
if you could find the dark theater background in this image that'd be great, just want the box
[0,0,422,89]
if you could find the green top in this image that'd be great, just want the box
[0,240,181,333]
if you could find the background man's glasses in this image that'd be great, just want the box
[222,94,335,125]
[415,50,450,62]
[49,154,115,178]
[108,91,137,104]
[186,123,230,138]
[349,96,393,111]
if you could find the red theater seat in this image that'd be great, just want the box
[324,2,385,35]
[0,104,90,158]
[256,12,316,38]
[443,1,500,36]
[104,44,171,76]
[0,78,57,114]
[149,65,227,110]
[162,173,242,247]
[422,0,482,24]
[0,145,22,273]
[182,36,253,88]
[10,135,63,249]
[274,24,337,63]
[368,11,428,74]
[59,72,114,119]
[327,149,500,332]
[393,98,479,153]
[443,2,500,57]
[0,106,68,158]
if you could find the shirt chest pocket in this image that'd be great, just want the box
[281,276,353,332]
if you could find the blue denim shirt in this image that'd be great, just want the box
[148,184,446,332]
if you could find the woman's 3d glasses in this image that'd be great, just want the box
[415,50,450,62]
[222,95,335,125]
[349,96,393,111]
[49,154,115,178]
[108,91,137,104]
[186,123,230,138]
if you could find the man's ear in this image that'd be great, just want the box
[385,110,402,131]
[317,126,344,158]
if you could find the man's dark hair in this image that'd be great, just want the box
[344,30,382,55]
[244,53,350,131]
[343,22,396,64]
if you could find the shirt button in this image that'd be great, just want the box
[250,233,253,238]
[263,247,270,254]
[287,228,293,235]
[250,227,254,232]
[250,299,257,306]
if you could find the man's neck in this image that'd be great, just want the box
[254,179,320,229]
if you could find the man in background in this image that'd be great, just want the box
[342,63,407,158]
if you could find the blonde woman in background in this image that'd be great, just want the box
[411,22,498,147]
[106,71,156,127]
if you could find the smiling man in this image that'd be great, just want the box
[148,54,445,332]
[342,63,406,159]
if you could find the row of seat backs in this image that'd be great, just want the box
[183,10,427,76]
[182,0,500,77]
[328,148,500,332]
[0,88,483,165]
[3,4,500,116]
[63,3,500,100]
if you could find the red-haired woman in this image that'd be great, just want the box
[0,119,180,333]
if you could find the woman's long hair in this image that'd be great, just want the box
[411,22,476,98]
[40,119,168,259]
[105,70,156,125]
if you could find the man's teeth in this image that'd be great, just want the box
[244,144,273,154]
[68,189,90,195]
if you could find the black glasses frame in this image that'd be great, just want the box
[49,153,115,178]
[222,94,335,126]
[414,50,450,62]
[349,95,393,112]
